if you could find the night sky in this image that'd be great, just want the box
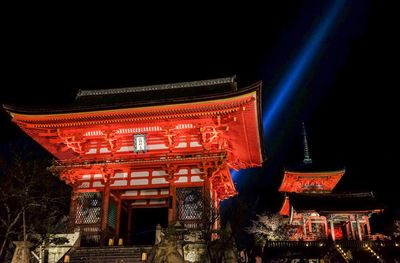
[1,1,397,233]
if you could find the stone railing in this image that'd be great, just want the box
[47,230,81,263]
[27,229,81,263]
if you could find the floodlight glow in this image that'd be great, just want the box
[230,1,345,182]
[262,0,345,135]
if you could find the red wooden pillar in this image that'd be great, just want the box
[350,218,356,240]
[127,206,132,244]
[68,191,79,233]
[356,216,363,241]
[215,192,220,230]
[321,217,328,238]
[330,219,336,241]
[115,197,122,239]
[204,175,212,200]
[100,182,110,246]
[364,216,371,236]
[345,222,350,239]
[168,182,176,226]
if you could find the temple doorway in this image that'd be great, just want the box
[130,207,168,245]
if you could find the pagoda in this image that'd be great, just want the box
[3,76,265,246]
[279,123,383,241]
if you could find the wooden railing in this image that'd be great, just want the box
[336,240,370,248]
[265,241,326,248]
[265,240,400,249]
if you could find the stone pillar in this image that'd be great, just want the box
[100,182,111,246]
[155,224,162,245]
[11,241,32,263]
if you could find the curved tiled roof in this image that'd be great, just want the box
[289,192,384,213]
[3,76,244,115]
[76,76,236,98]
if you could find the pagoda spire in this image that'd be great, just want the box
[302,122,313,164]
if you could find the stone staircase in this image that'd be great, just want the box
[64,246,153,263]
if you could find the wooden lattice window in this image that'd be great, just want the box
[176,187,203,221]
[107,201,117,228]
[75,192,102,225]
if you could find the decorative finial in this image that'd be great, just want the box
[302,122,313,164]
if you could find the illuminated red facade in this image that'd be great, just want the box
[4,76,265,245]
[279,124,383,241]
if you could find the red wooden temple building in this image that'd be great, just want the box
[279,124,384,242]
[4,76,265,246]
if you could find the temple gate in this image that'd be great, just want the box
[4,76,265,246]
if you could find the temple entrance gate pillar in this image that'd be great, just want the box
[68,191,78,232]
[100,182,111,246]
[115,197,122,240]
[127,207,132,245]
[168,182,176,226]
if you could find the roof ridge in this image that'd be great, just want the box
[75,76,236,99]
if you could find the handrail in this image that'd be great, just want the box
[264,240,400,249]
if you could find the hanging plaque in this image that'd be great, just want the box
[134,134,147,153]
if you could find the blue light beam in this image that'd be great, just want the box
[231,1,345,183]
[262,0,345,135]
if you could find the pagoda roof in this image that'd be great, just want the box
[279,169,345,193]
[289,192,384,214]
[3,76,239,115]
[285,161,345,174]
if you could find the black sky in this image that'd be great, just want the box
[1,1,398,229]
